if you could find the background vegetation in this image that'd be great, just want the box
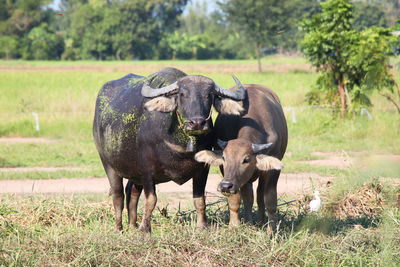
[0,0,399,61]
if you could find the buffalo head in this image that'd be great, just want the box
[194,139,284,195]
[142,74,246,135]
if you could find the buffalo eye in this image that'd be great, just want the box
[242,156,250,164]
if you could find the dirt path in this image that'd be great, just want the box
[0,173,331,195]
[0,63,311,74]
[0,137,58,144]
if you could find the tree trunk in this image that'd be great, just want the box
[256,43,262,73]
[338,77,346,117]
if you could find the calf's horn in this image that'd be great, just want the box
[252,143,273,153]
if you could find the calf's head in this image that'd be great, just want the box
[195,139,284,195]
[142,75,246,135]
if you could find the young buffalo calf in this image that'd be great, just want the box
[195,84,288,230]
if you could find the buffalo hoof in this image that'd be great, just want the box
[139,224,151,233]
[196,224,207,232]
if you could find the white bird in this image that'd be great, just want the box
[309,190,322,212]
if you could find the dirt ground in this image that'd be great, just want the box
[1,138,399,207]
[0,172,331,196]
[0,63,312,74]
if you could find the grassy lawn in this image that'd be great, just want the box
[1,56,399,179]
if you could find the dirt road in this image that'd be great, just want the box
[0,173,331,196]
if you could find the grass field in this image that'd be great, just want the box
[1,55,400,265]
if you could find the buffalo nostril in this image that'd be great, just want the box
[218,181,234,192]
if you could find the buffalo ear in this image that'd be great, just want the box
[214,97,244,115]
[144,96,177,112]
[194,150,224,166]
[256,155,284,171]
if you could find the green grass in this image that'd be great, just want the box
[1,56,399,179]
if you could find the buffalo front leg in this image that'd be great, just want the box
[192,166,209,229]
[104,166,124,231]
[257,175,266,225]
[240,183,254,224]
[227,193,241,226]
[125,181,143,228]
[264,170,280,233]
[139,180,157,233]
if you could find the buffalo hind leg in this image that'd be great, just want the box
[139,179,157,233]
[264,170,280,233]
[192,166,209,229]
[240,183,254,224]
[125,181,143,228]
[104,165,124,231]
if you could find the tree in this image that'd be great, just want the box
[0,36,18,59]
[218,0,296,72]
[63,0,187,60]
[353,1,388,31]
[301,0,397,117]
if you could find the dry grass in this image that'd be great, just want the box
[1,178,400,266]
[334,182,384,219]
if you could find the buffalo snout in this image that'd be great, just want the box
[218,180,237,195]
[185,117,209,132]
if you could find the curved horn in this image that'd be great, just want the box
[252,143,273,154]
[141,80,179,98]
[217,139,228,149]
[214,75,246,101]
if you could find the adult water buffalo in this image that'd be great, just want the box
[93,67,246,232]
[195,83,288,231]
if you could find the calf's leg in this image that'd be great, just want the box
[227,193,241,226]
[257,175,266,225]
[264,170,280,232]
[240,183,254,223]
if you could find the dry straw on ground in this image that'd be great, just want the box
[334,182,384,219]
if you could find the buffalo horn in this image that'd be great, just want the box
[252,143,273,153]
[217,139,228,149]
[214,75,246,101]
[141,80,179,98]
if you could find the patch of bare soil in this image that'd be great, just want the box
[298,151,353,168]
[0,63,312,74]
[0,173,332,196]
[0,137,58,144]
[0,166,81,172]
[298,151,400,170]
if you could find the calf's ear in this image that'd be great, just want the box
[214,97,244,116]
[144,96,177,112]
[194,150,224,166]
[256,155,284,171]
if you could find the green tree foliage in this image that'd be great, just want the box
[218,0,296,72]
[353,1,388,31]
[63,0,187,60]
[27,23,64,59]
[0,36,18,59]
[301,0,397,116]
